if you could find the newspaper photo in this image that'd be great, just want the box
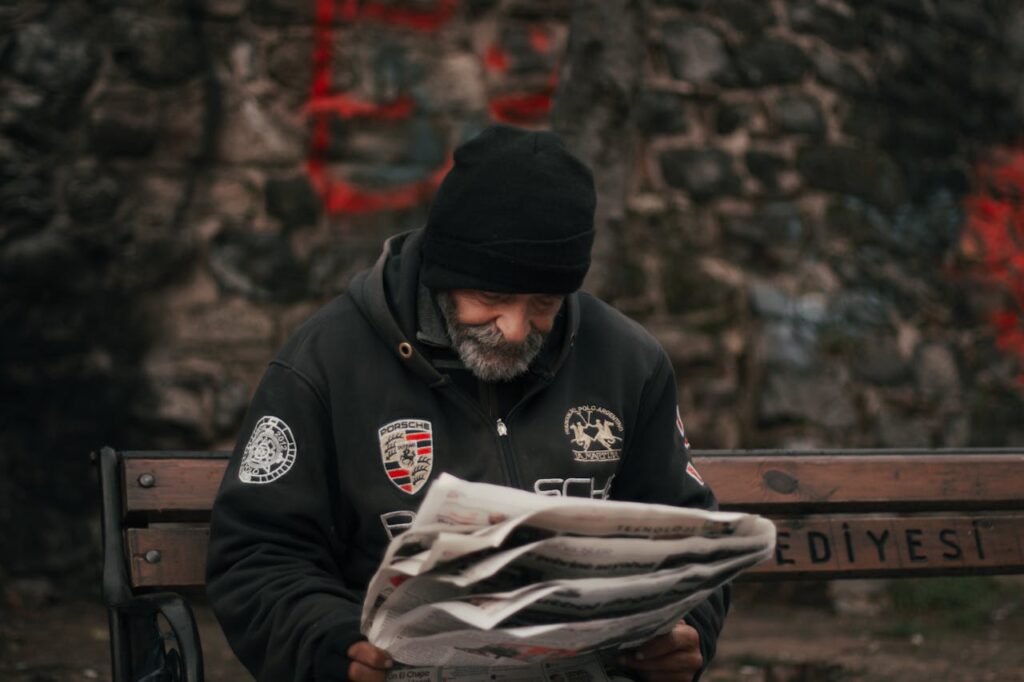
[362,473,776,675]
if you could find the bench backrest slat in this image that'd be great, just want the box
[126,527,209,588]
[123,458,228,516]
[120,451,1024,515]
[695,451,1024,512]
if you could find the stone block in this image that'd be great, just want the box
[265,174,321,229]
[64,160,122,224]
[757,320,821,371]
[711,0,776,34]
[759,370,857,429]
[660,21,731,85]
[7,22,99,117]
[204,174,261,227]
[637,90,689,135]
[267,33,317,93]
[155,81,210,162]
[111,11,203,86]
[938,1,996,39]
[250,0,316,25]
[113,177,194,290]
[89,91,159,158]
[914,342,961,403]
[217,90,304,165]
[0,164,53,237]
[659,147,740,202]
[204,0,248,18]
[176,299,275,346]
[716,101,760,135]
[661,255,742,320]
[773,94,825,137]
[875,407,933,448]
[646,324,717,367]
[209,228,307,302]
[744,151,788,191]
[851,334,909,385]
[814,50,870,95]
[214,379,252,435]
[789,0,862,50]
[724,201,803,249]
[423,54,487,114]
[797,145,908,211]
[735,38,809,86]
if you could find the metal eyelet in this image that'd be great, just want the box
[398,342,413,359]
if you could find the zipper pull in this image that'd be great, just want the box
[496,419,508,436]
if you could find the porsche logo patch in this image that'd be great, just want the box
[378,419,434,494]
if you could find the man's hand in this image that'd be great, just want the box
[617,621,703,681]
[346,641,393,682]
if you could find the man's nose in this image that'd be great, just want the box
[495,304,531,344]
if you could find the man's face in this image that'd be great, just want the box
[436,290,564,382]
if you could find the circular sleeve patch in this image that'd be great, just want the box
[239,416,297,484]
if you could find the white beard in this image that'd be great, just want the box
[436,292,546,382]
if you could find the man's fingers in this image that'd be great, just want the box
[347,661,389,682]
[632,622,701,661]
[618,622,702,680]
[347,641,393,673]
[621,649,703,673]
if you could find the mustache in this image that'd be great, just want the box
[458,321,544,356]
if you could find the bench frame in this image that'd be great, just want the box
[96,447,212,682]
[95,445,1024,682]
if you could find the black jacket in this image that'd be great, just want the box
[206,229,729,681]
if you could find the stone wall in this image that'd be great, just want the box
[2,0,1024,584]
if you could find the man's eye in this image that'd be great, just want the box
[534,296,563,310]
[478,292,507,304]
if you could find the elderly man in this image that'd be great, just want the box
[206,124,728,682]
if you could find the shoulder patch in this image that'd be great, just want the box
[239,416,298,484]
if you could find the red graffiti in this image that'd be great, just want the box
[529,26,552,54]
[490,70,558,124]
[321,162,452,214]
[306,94,415,119]
[485,45,509,73]
[490,89,554,124]
[340,0,457,32]
[306,0,452,215]
[305,1,561,214]
[962,145,1024,385]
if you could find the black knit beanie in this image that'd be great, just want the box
[421,124,596,294]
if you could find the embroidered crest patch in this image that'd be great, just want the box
[378,419,434,494]
[239,416,297,484]
[563,405,624,462]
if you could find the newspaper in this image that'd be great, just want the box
[363,473,776,675]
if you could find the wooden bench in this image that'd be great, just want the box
[93,446,1024,682]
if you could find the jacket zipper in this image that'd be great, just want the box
[440,374,552,490]
[493,375,554,489]
[493,417,524,488]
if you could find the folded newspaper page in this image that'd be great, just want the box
[363,473,775,675]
